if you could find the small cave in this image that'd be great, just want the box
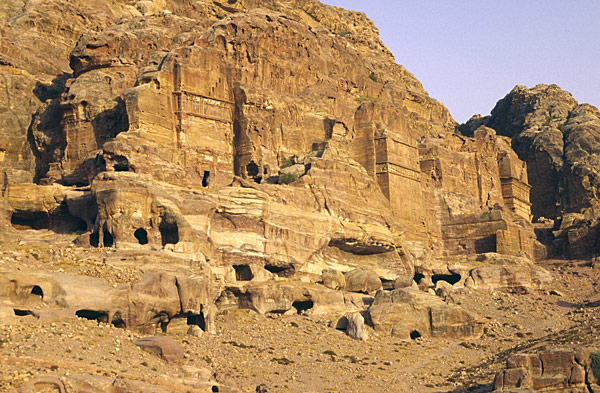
[90,231,100,248]
[187,312,206,331]
[13,309,34,317]
[413,272,425,285]
[159,219,179,246]
[233,264,254,281]
[432,273,461,285]
[264,264,295,278]
[246,162,259,177]
[134,228,149,245]
[202,170,211,188]
[410,330,422,340]
[49,202,88,234]
[111,312,126,329]
[292,300,314,314]
[10,211,49,230]
[246,162,262,183]
[30,286,43,299]
[154,312,170,333]
[113,160,130,172]
[102,224,114,247]
[76,309,109,323]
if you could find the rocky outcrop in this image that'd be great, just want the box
[0,258,216,335]
[415,253,552,294]
[368,288,484,340]
[134,336,184,364]
[493,348,600,392]
[0,0,554,349]
[460,84,600,257]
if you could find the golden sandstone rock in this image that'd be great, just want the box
[0,0,556,344]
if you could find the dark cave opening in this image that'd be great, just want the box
[76,309,109,323]
[10,211,49,230]
[111,312,126,329]
[30,285,43,299]
[410,330,422,340]
[292,300,314,314]
[202,170,211,187]
[233,264,254,281]
[90,231,100,247]
[134,228,149,245]
[246,162,259,177]
[432,273,461,285]
[187,312,206,331]
[413,272,425,285]
[159,219,179,246]
[264,264,295,278]
[13,309,34,317]
[103,224,114,247]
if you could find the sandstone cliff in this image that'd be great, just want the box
[460,84,600,257]
[0,0,551,353]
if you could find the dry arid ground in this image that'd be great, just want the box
[1,231,599,393]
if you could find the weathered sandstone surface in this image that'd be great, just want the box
[0,0,554,342]
[461,84,600,258]
[0,1,585,391]
[493,347,600,392]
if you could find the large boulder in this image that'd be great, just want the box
[134,336,184,364]
[493,348,600,392]
[344,268,382,294]
[368,288,484,340]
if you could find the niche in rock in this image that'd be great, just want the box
[103,224,114,247]
[264,264,295,278]
[159,219,179,246]
[76,309,109,323]
[187,312,206,331]
[432,273,461,285]
[113,156,130,172]
[410,330,422,340]
[111,312,126,328]
[234,264,254,281]
[134,228,148,245]
[13,309,34,317]
[10,211,49,230]
[246,162,259,177]
[202,171,211,187]
[90,231,100,247]
[292,300,314,314]
[30,286,43,299]
[246,162,262,183]
[413,273,425,285]
[50,202,88,234]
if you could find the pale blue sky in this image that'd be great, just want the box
[322,0,600,123]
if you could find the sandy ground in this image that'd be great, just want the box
[1,231,599,392]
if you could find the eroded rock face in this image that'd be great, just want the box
[493,348,600,392]
[460,84,600,257]
[368,288,484,340]
[0,258,216,335]
[0,0,549,344]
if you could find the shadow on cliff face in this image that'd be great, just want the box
[28,73,71,184]
[60,97,129,186]
[91,97,128,148]
[28,73,129,186]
